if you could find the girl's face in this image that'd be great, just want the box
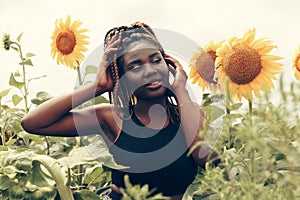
[120,40,170,100]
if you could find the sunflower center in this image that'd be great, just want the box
[223,46,262,84]
[296,56,300,72]
[195,50,217,84]
[56,30,76,55]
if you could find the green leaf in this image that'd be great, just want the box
[28,75,47,82]
[229,103,243,111]
[203,105,225,122]
[14,70,21,77]
[94,96,109,104]
[17,32,23,42]
[0,88,11,98]
[9,73,24,89]
[58,138,126,169]
[224,113,243,122]
[31,91,53,106]
[27,134,45,144]
[85,65,98,75]
[202,94,224,107]
[26,52,35,58]
[73,190,101,200]
[19,58,33,66]
[83,165,104,185]
[6,138,17,146]
[0,175,15,190]
[10,46,19,52]
[12,94,23,106]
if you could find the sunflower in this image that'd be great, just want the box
[292,46,300,80]
[215,28,282,101]
[50,15,89,69]
[1,33,11,50]
[189,40,224,92]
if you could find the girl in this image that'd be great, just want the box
[21,22,219,200]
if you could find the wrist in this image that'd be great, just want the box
[173,87,189,98]
[173,86,189,96]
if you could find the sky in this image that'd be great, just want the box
[1,0,300,108]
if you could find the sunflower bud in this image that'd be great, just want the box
[2,33,12,50]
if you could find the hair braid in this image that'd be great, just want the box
[103,22,180,123]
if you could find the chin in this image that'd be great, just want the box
[136,87,168,100]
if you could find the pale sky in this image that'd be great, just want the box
[1,0,300,108]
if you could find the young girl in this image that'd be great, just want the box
[21,22,219,200]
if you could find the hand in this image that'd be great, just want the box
[164,54,188,92]
[95,37,121,94]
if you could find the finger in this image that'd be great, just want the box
[164,56,181,69]
[168,64,176,76]
[106,38,121,49]
[111,184,122,194]
[104,47,118,55]
[176,68,188,79]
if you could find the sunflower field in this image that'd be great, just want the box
[1,16,300,200]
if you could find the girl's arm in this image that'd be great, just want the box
[164,54,220,168]
[21,83,111,137]
[21,38,121,137]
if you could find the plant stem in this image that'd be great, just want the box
[0,130,6,146]
[76,61,83,86]
[248,100,252,115]
[12,42,29,113]
[248,99,255,198]
[33,155,74,200]
[225,78,231,114]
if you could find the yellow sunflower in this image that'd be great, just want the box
[189,40,224,92]
[292,46,300,80]
[51,15,89,69]
[215,28,282,101]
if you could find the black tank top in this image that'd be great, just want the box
[109,112,198,197]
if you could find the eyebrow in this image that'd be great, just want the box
[127,52,161,67]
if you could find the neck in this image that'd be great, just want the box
[133,97,169,129]
[134,97,167,116]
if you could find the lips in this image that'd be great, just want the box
[146,80,162,89]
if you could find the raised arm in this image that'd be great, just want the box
[21,38,121,138]
[164,54,220,168]
[21,84,109,137]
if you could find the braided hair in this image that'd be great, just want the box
[104,22,180,124]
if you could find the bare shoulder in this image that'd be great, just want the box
[94,104,122,142]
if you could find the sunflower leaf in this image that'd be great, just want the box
[26,52,36,58]
[28,75,47,82]
[0,88,11,98]
[19,59,33,66]
[203,105,225,122]
[94,96,109,104]
[14,70,20,77]
[73,190,101,200]
[12,94,23,106]
[17,32,23,42]
[31,91,53,105]
[10,46,19,52]
[229,103,243,111]
[85,65,98,75]
[9,73,25,89]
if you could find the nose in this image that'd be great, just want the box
[143,63,157,78]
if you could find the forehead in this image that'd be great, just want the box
[122,41,162,62]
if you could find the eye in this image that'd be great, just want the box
[152,58,162,65]
[129,64,142,72]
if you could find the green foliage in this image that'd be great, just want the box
[120,175,169,200]
[0,32,111,200]
[0,149,57,200]
[2,31,300,200]
[189,80,300,200]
